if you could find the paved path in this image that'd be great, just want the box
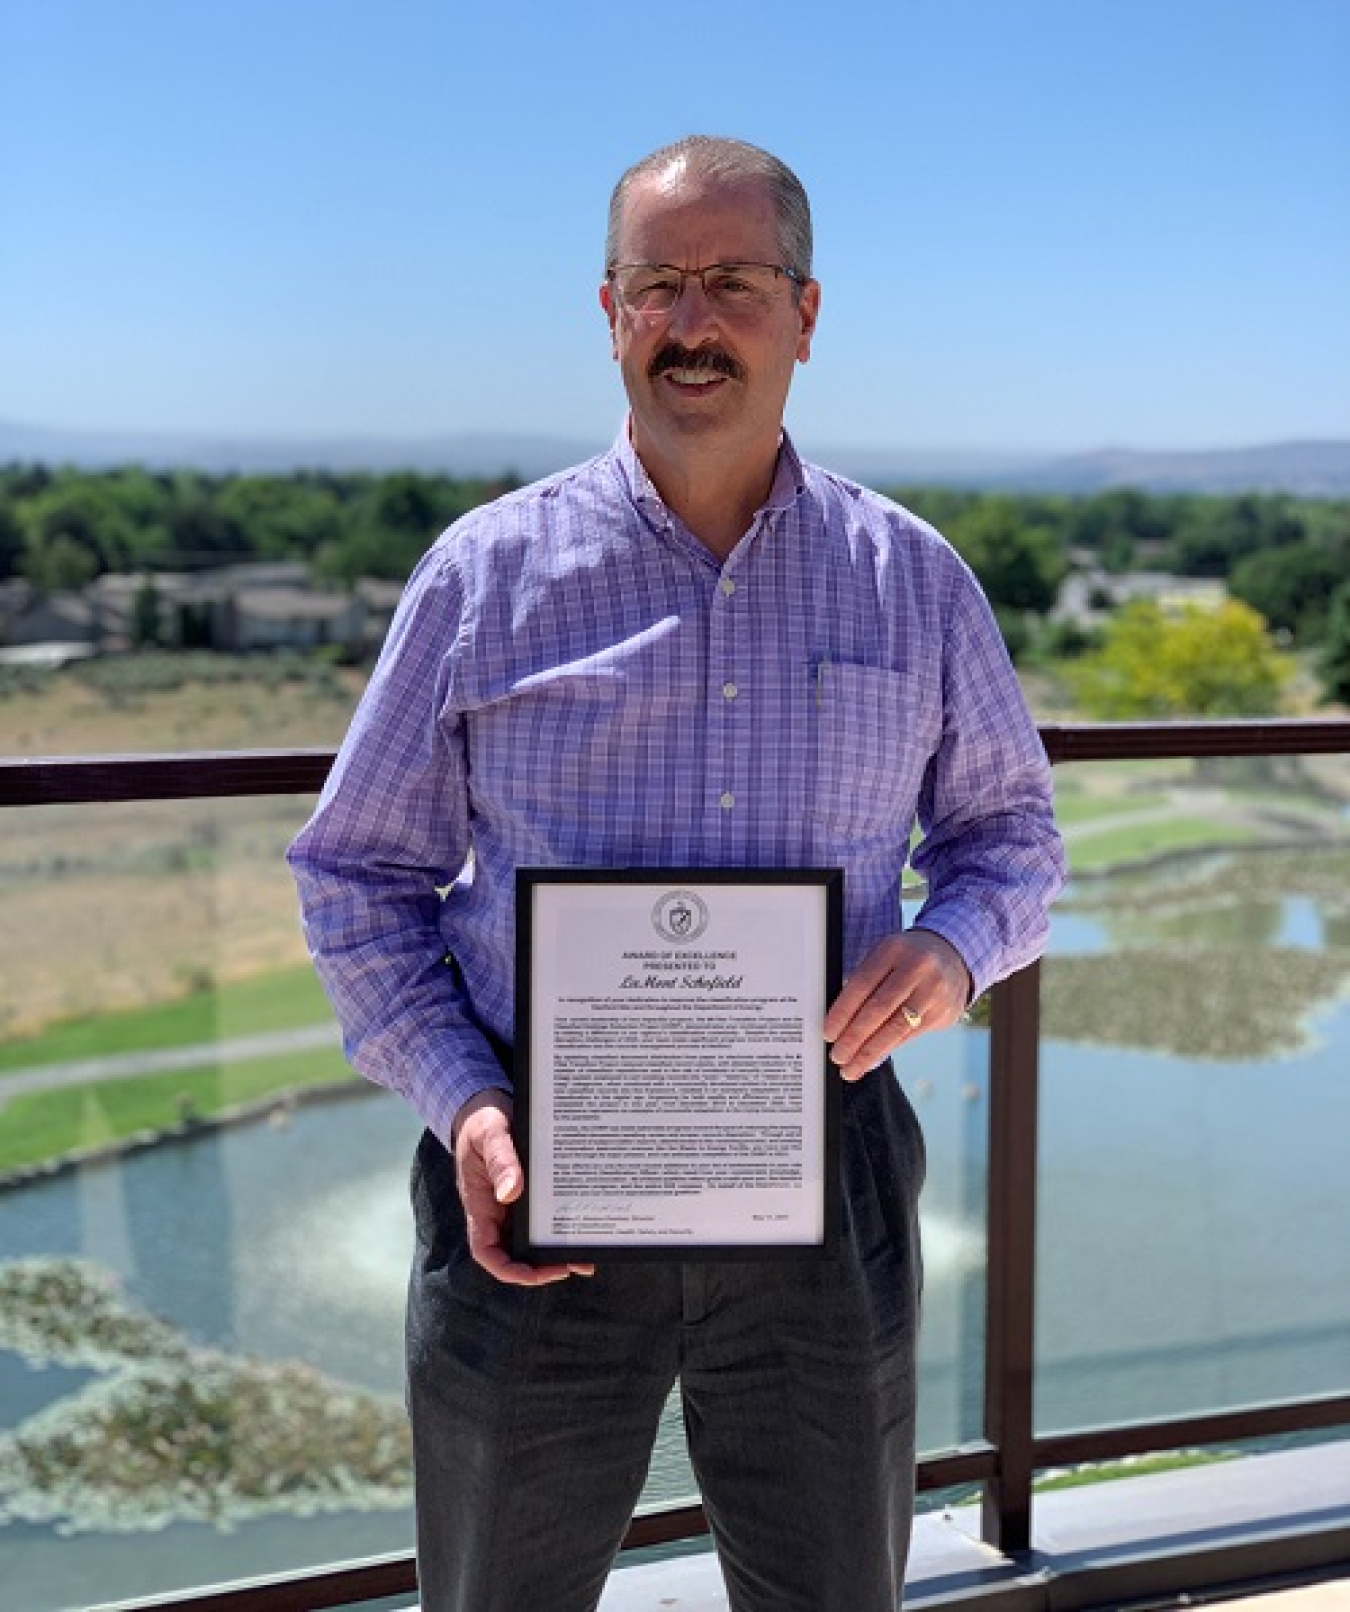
[0,1023,342,1101]
[1056,790,1341,845]
[1058,801,1182,841]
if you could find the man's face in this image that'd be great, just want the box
[600,169,820,466]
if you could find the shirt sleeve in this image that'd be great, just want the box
[908,566,1065,1000]
[286,542,509,1144]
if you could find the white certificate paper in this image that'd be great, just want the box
[514,871,842,1260]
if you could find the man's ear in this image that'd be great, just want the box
[795,280,821,364]
[599,281,619,359]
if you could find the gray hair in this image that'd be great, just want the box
[605,135,813,283]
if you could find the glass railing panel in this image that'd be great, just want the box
[1036,750,1350,1437]
[0,794,420,1609]
[905,1008,990,1460]
[606,886,993,1517]
[639,962,991,1523]
[0,789,996,1604]
[602,891,993,1533]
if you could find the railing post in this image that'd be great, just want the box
[982,960,1042,1555]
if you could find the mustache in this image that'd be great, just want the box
[649,343,742,382]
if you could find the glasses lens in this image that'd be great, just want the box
[613,268,681,313]
[706,265,785,308]
[612,264,789,315]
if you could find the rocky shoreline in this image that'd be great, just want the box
[0,1257,411,1534]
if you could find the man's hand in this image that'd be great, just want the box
[823,928,972,1082]
[452,1091,594,1285]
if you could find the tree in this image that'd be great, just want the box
[1167,494,1306,578]
[18,478,137,580]
[1321,583,1350,706]
[946,498,1067,619]
[1229,541,1348,643]
[1067,598,1292,718]
[0,499,23,579]
[131,578,164,648]
[164,477,247,563]
[322,473,498,583]
[215,477,344,559]
[1068,487,1172,573]
[23,532,101,590]
[100,467,173,566]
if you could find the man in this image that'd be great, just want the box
[289,135,1063,1611]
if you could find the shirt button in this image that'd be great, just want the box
[722,682,738,700]
[719,791,735,810]
[720,578,736,596]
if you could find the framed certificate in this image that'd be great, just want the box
[513,869,843,1262]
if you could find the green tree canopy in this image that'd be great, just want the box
[318,473,497,583]
[1166,494,1307,578]
[214,477,345,559]
[1320,583,1350,707]
[1067,598,1293,718]
[0,499,23,577]
[946,497,1067,618]
[1068,487,1177,573]
[1229,540,1349,644]
[16,478,140,583]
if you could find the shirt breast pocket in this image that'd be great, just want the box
[469,621,693,825]
[807,661,940,844]
[474,666,623,811]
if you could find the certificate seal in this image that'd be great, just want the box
[652,889,709,945]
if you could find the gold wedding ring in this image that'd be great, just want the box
[901,1004,924,1030]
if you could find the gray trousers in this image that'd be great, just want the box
[406,1066,925,1612]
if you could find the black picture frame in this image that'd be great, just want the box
[512,868,843,1263]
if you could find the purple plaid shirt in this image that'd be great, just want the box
[288,430,1064,1142]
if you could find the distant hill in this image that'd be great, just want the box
[0,423,605,482]
[987,440,1350,497]
[3,422,1348,497]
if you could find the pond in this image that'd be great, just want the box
[0,845,1346,1608]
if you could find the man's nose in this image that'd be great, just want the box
[666,273,719,340]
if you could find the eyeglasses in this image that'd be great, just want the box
[607,261,805,316]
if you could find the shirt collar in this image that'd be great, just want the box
[611,420,807,528]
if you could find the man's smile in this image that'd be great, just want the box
[648,343,742,385]
[663,367,729,394]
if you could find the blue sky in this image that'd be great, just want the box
[2,0,1347,455]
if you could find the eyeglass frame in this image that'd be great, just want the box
[605,260,808,314]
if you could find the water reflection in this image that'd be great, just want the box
[1036,1015,1350,1430]
[1046,847,1350,1060]
[0,842,1346,1606]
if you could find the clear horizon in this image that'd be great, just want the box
[3,0,1348,455]
[6,417,1350,465]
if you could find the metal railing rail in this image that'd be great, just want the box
[4,717,1348,1610]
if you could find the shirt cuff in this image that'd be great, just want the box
[908,907,998,1004]
[401,1035,515,1147]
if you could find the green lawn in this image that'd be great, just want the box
[1066,815,1262,874]
[0,966,352,1175]
[0,1048,358,1176]
[1034,1449,1240,1492]
[0,788,1314,1177]
[0,966,332,1074]
[1052,790,1166,826]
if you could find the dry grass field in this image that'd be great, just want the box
[0,667,365,1039]
[0,661,364,756]
[3,661,1346,1045]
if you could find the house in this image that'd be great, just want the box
[354,577,405,655]
[0,580,98,662]
[1054,566,1227,629]
[221,582,365,652]
[2,563,386,661]
[88,564,368,657]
